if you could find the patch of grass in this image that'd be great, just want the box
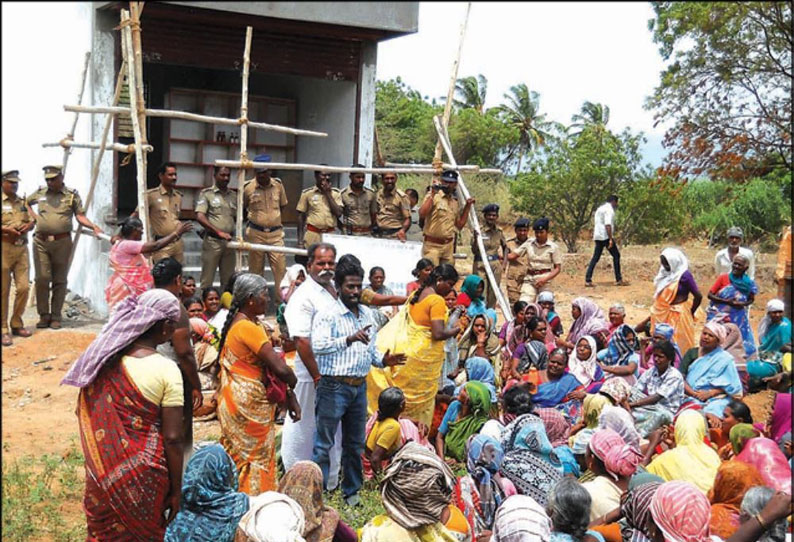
[2,445,86,542]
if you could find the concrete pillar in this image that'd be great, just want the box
[357,41,377,188]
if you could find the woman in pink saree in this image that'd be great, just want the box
[105,217,191,312]
[735,437,792,494]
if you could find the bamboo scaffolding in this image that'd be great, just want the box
[61,52,92,172]
[129,2,147,146]
[44,140,153,153]
[227,240,307,256]
[121,9,150,240]
[235,26,253,269]
[433,115,512,320]
[384,162,502,175]
[63,105,328,138]
[214,160,484,175]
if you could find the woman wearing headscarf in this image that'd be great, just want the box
[547,477,606,542]
[505,315,550,388]
[455,356,498,404]
[583,429,643,521]
[599,324,640,385]
[767,392,792,445]
[534,348,587,423]
[233,491,305,542]
[534,407,576,478]
[277,461,356,542]
[165,444,249,542]
[648,247,703,353]
[435,381,491,461]
[598,405,641,452]
[734,436,792,494]
[538,291,564,338]
[216,273,300,494]
[738,487,789,542]
[569,393,611,456]
[620,480,661,542]
[647,481,714,542]
[458,312,501,366]
[62,290,185,541]
[492,494,553,542]
[458,274,488,317]
[707,253,758,358]
[707,460,764,540]
[646,410,721,493]
[749,299,792,389]
[638,323,682,371]
[682,322,743,418]
[561,298,610,351]
[569,336,606,392]
[279,264,307,304]
[454,434,509,536]
[501,420,564,507]
[500,300,529,361]
[361,442,458,542]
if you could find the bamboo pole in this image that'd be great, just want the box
[215,160,482,175]
[44,140,153,153]
[79,228,112,242]
[235,26,253,269]
[61,52,92,172]
[129,2,147,146]
[384,162,502,175]
[66,63,129,273]
[433,2,471,168]
[227,240,307,257]
[121,9,150,240]
[64,105,328,138]
[433,115,512,320]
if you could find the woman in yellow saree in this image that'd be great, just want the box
[368,264,461,427]
[648,248,703,353]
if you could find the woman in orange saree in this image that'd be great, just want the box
[649,248,703,353]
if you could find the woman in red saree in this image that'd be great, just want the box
[62,290,185,541]
[105,217,191,313]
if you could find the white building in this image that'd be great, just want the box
[2,2,418,314]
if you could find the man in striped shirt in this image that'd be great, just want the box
[311,259,405,506]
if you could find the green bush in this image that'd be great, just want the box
[616,174,687,245]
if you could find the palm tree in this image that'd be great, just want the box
[494,83,554,173]
[453,74,488,113]
[569,101,610,136]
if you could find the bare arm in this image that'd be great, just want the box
[196,212,231,240]
[161,405,184,524]
[629,392,663,409]
[325,191,343,218]
[435,430,445,459]
[418,191,435,220]
[75,213,103,234]
[256,342,298,388]
[691,290,703,314]
[172,309,203,409]
[141,222,192,254]
[431,319,458,341]
[370,445,389,474]
[368,293,408,306]
[455,198,475,230]
[601,361,637,376]
[297,212,306,247]
[295,337,321,383]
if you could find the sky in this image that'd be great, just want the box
[376,2,670,168]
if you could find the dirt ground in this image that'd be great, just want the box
[2,240,782,464]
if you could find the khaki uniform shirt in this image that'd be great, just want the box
[2,192,32,241]
[195,185,238,234]
[26,186,84,235]
[243,178,287,228]
[296,186,342,230]
[340,186,377,229]
[376,188,411,230]
[515,238,562,272]
[505,237,530,279]
[473,224,505,260]
[421,191,460,240]
[143,185,182,238]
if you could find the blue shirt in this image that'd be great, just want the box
[311,298,385,378]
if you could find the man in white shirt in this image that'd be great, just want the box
[585,195,628,287]
[282,242,343,489]
[714,226,755,279]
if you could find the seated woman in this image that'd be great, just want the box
[537,291,564,338]
[435,381,491,461]
[406,257,434,295]
[458,274,488,318]
[548,477,609,542]
[364,387,411,476]
[582,428,643,521]
[707,460,764,540]
[738,486,790,542]
[707,252,758,359]
[749,298,792,390]
[454,434,510,537]
[647,481,714,542]
[568,336,605,393]
[190,317,221,420]
[604,302,627,343]
[184,296,205,319]
[277,461,357,542]
[480,382,536,442]
[597,323,640,385]
[569,393,611,459]
[681,321,743,418]
[619,478,662,542]
[492,495,558,542]
[706,399,753,458]
[233,491,305,542]
[533,347,587,423]
[180,274,197,303]
[105,217,191,312]
[500,418,563,507]
[360,442,458,542]
[629,340,685,437]
[499,300,529,361]
[646,409,721,493]
[457,312,501,381]
[560,297,610,351]
[638,322,681,371]
[504,316,549,388]
[203,286,228,331]
[454,356,498,405]
[733,433,792,494]
[165,444,249,542]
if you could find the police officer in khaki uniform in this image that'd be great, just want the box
[27,165,103,329]
[418,169,475,265]
[375,172,411,241]
[138,162,184,264]
[508,217,562,303]
[340,165,377,236]
[243,154,288,299]
[472,203,507,308]
[296,167,343,248]
[195,165,237,290]
[2,170,34,346]
[503,217,530,306]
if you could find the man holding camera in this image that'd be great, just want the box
[418,169,475,265]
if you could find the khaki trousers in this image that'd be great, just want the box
[473,260,503,308]
[421,240,454,266]
[518,274,551,303]
[246,227,286,301]
[151,237,184,265]
[33,235,72,321]
[2,242,30,332]
[199,236,236,290]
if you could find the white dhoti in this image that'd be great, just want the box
[281,379,342,489]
